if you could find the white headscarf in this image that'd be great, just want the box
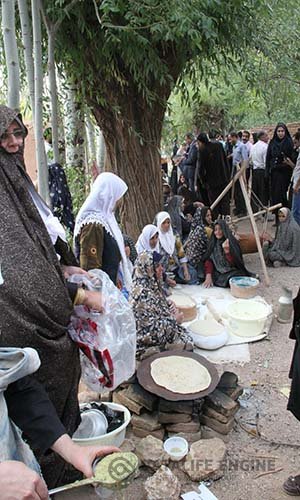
[74,172,132,289]
[156,211,175,255]
[27,183,67,245]
[136,224,159,254]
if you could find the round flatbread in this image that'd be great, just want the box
[171,293,196,308]
[150,356,211,394]
[189,319,224,337]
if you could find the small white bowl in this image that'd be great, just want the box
[163,436,188,461]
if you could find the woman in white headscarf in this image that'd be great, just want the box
[154,211,197,284]
[74,172,132,290]
[136,224,159,254]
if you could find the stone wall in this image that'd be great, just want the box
[250,121,300,139]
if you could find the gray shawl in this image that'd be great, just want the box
[268,208,300,266]
[0,105,80,488]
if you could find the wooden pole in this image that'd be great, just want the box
[210,163,247,211]
[238,164,270,286]
[233,203,282,223]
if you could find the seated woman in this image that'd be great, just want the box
[130,252,192,358]
[167,195,191,242]
[155,211,197,284]
[74,172,132,292]
[136,224,159,254]
[201,206,214,238]
[262,207,300,267]
[203,219,252,288]
[185,208,208,276]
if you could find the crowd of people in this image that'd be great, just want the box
[1,102,300,498]
[170,125,300,225]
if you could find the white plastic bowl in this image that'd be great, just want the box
[73,402,131,447]
[163,436,188,461]
[188,319,228,350]
[226,299,270,337]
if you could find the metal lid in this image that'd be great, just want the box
[73,409,108,439]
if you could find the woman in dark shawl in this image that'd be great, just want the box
[262,207,300,267]
[283,288,300,494]
[0,105,103,488]
[202,219,252,288]
[266,123,294,224]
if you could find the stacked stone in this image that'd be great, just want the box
[201,372,243,435]
[112,379,204,442]
[113,371,243,440]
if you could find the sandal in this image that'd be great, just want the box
[283,476,300,496]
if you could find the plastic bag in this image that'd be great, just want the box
[68,269,136,392]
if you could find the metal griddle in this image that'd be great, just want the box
[137,350,219,401]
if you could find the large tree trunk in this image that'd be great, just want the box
[92,91,165,241]
[2,0,20,109]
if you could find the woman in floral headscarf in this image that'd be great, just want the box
[130,252,192,358]
[185,207,208,269]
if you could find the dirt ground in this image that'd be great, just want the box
[57,217,300,500]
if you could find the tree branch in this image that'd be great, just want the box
[92,0,102,26]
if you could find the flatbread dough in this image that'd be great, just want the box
[150,356,211,394]
[189,319,223,337]
[171,293,195,308]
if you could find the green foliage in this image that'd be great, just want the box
[162,0,300,149]
[42,0,266,116]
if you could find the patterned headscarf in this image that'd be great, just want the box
[185,207,208,266]
[130,252,191,357]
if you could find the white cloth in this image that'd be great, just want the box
[245,140,253,157]
[249,140,268,170]
[0,347,41,472]
[136,224,159,254]
[292,150,300,188]
[28,183,67,245]
[155,211,175,255]
[74,172,132,290]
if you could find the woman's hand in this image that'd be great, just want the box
[175,311,184,324]
[168,300,177,315]
[283,157,295,168]
[261,231,273,243]
[193,201,204,209]
[183,269,191,282]
[182,263,190,282]
[0,461,48,500]
[222,238,230,253]
[83,290,104,312]
[166,277,176,287]
[203,274,213,288]
[62,265,90,279]
[51,435,119,478]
